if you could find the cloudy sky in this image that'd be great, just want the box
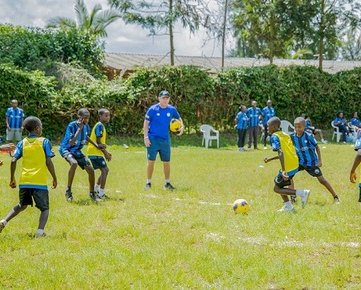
[0,0,234,57]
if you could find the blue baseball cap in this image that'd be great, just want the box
[159,90,170,98]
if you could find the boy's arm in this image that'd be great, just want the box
[69,120,84,146]
[350,149,361,183]
[10,158,17,188]
[86,136,100,149]
[315,145,322,167]
[46,157,57,189]
[264,156,280,163]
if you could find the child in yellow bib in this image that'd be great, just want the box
[87,108,112,199]
[264,117,311,212]
[0,117,57,237]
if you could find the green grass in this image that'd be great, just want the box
[0,141,360,289]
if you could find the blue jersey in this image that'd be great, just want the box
[59,121,90,155]
[333,117,347,126]
[94,122,105,138]
[145,104,180,140]
[6,107,24,129]
[262,106,276,125]
[351,117,361,127]
[355,130,361,151]
[236,111,249,129]
[247,107,262,127]
[291,132,318,167]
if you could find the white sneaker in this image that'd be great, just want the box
[301,190,311,208]
[0,219,7,233]
[263,146,267,150]
[277,205,296,213]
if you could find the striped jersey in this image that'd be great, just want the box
[262,106,276,125]
[6,107,24,129]
[235,111,249,129]
[271,130,299,176]
[247,107,262,127]
[59,121,90,155]
[291,132,318,167]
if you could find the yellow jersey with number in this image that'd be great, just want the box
[87,122,107,157]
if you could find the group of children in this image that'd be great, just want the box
[265,116,360,212]
[0,108,111,237]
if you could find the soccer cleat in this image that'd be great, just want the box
[36,232,47,238]
[94,184,100,194]
[0,220,6,233]
[301,190,311,208]
[164,182,176,190]
[144,182,151,190]
[65,190,73,202]
[277,205,296,213]
[290,195,297,204]
[89,192,102,202]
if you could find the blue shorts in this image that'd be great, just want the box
[89,156,107,170]
[147,136,171,162]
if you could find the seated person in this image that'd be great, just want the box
[301,114,327,144]
[350,112,361,128]
[333,111,349,142]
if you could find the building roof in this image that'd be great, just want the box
[104,52,361,74]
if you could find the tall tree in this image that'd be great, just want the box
[108,0,202,65]
[48,0,120,38]
[232,0,295,64]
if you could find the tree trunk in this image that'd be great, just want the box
[169,0,175,66]
[318,0,325,71]
[221,0,228,71]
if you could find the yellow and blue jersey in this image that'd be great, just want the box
[59,121,90,155]
[87,122,107,157]
[6,107,24,129]
[13,134,54,190]
[271,131,299,176]
[235,111,249,129]
[291,132,319,167]
[247,107,262,127]
[145,104,180,140]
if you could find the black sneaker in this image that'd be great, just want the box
[89,192,102,202]
[65,189,73,202]
[145,182,151,190]
[164,182,175,190]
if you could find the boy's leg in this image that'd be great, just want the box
[317,176,338,198]
[84,165,95,193]
[38,210,49,231]
[99,167,109,189]
[240,129,247,148]
[0,204,28,232]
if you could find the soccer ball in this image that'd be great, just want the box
[233,199,250,214]
[170,118,182,133]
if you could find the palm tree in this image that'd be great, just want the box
[48,0,120,38]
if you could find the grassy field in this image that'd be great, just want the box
[0,139,360,289]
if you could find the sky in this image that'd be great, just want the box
[0,0,234,57]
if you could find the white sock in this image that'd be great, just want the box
[37,229,44,236]
[296,189,304,196]
[146,179,151,184]
[284,201,293,208]
[165,179,170,184]
[98,188,105,197]
[1,219,7,226]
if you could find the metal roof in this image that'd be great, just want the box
[104,52,361,74]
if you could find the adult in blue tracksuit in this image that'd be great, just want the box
[235,105,249,151]
[247,100,262,149]
[262,99,276,147]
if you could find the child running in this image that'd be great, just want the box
[0,117,57,237]
[87,108,112,199]
[264,117,310,212]
[59,108,100,202]
[291,117,339,203]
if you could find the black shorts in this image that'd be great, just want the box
[62,150,91,170]
[19,188,49,211]
[89,156,107,170]
[274,172,294,188]
[299,165,322,177]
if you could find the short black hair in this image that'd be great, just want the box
[98,108,109,116]
[268,116,281,128]
[23,116,42,132]
[78,108,90,117]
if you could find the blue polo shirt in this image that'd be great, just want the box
[262,106,276,125]
[59,121,90,155]
[236,112,249,129]
[333,117,347,126]
[351,118,361,127]
[6,107,24,129]
[145,104,180,140]
[247,107,262,127]
[291,132,318,167]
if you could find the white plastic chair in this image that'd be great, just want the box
[200,124,219,148]
[280,120,295,135]
[331,121,342,143]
